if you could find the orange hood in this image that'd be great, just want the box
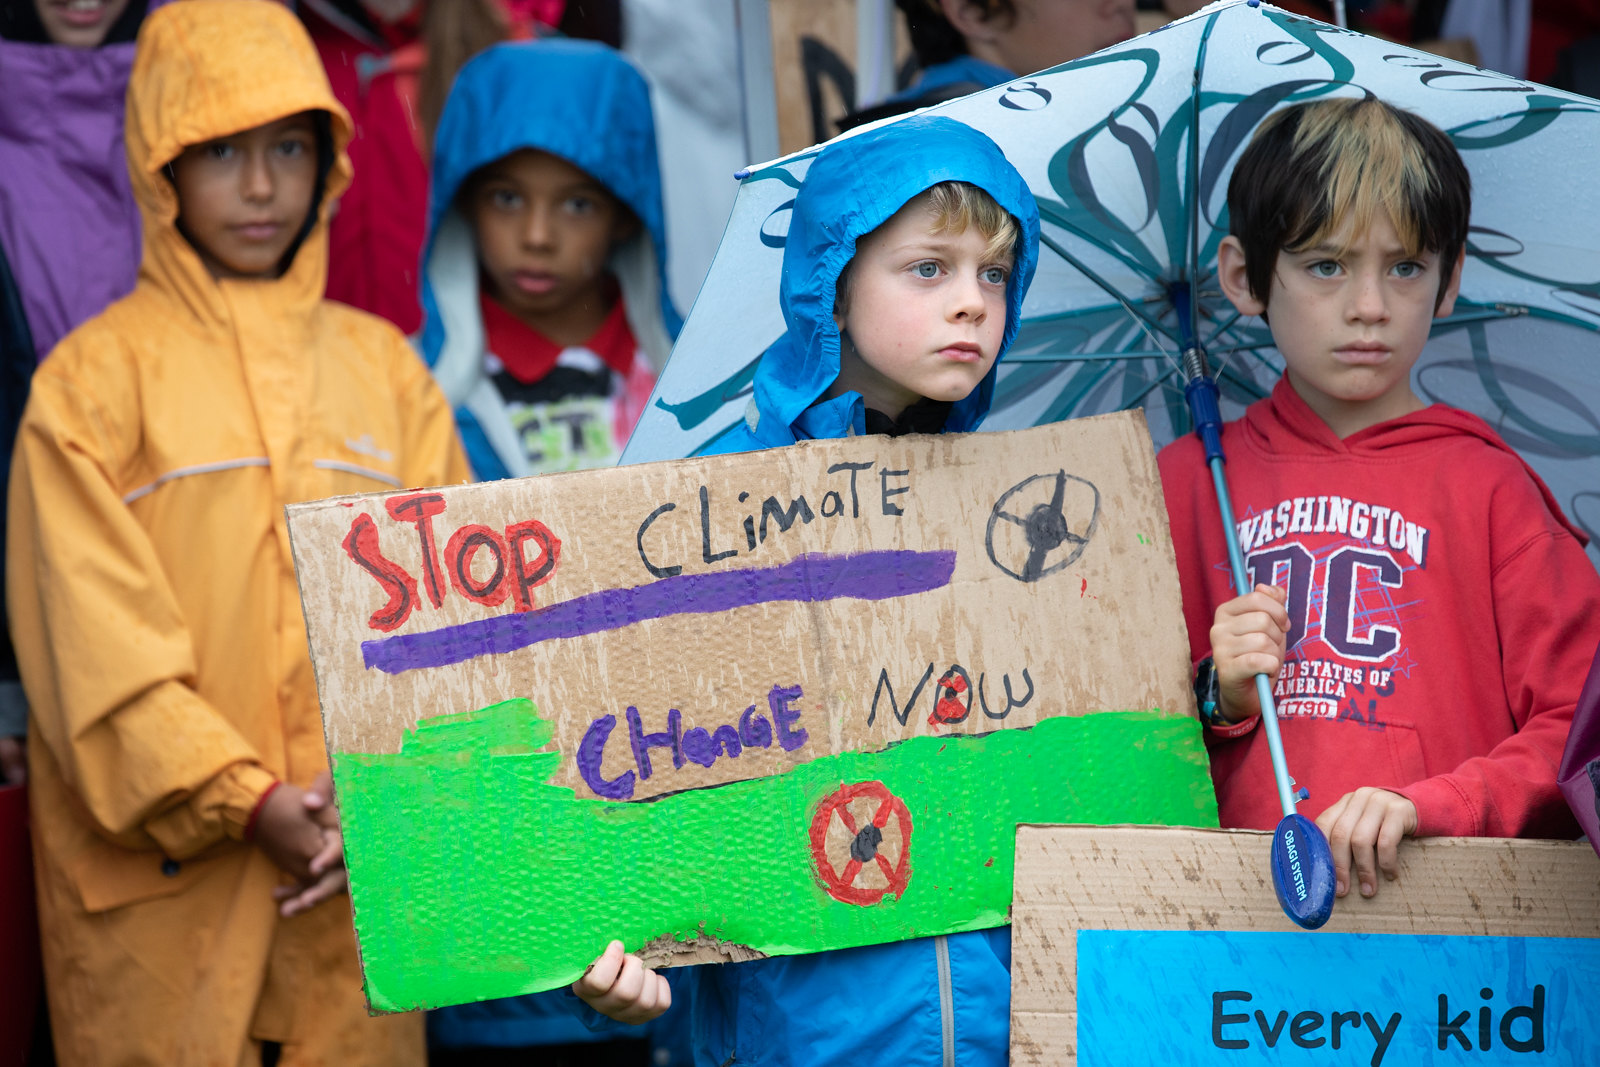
[125,0,354,321]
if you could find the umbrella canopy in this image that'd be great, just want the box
[624,0,1600,568]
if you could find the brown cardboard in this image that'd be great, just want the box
[286,413,1193,795]
[769,0,914,154]
[1009,825,1600,1065]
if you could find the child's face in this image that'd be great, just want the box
[466,149,633,323]
[956,0,1135,77]
[169,113,320,280]
[33,0,130,48]
[831,197,1011,419]
[1217,210,1462,437]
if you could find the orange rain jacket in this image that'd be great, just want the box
[5,2,467,1063]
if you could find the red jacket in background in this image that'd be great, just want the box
[1531,0,1600,84]
[299,2,561,335]
[301,1,429,334]
[1158,379,1600,838]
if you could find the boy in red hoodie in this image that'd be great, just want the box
[1159,97,1600,902]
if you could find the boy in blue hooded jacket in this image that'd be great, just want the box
[419,38,685,1063]
[574,114,1041,1066]
[420,39,680,483]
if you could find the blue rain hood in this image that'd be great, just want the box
[742,115,1039,449]
[418,39,679,431]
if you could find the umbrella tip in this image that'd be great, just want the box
[734,168,752,181]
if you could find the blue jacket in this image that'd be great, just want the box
[678,115,1040,1066]
[417,39,681,482]
[881,54,1014,109]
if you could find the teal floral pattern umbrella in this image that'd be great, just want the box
[623,0,1600,568]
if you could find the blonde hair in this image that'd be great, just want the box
[1228,97,1471,305]
[836,180,1019,315]
[922,180,1019,266]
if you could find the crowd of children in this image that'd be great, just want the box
[2,1,1598,1065]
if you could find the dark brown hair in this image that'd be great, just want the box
[1226,96,1471,308]
[895,0,1016,67]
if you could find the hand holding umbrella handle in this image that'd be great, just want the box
[1186,372,1298,819]
[1183,354,1336,929]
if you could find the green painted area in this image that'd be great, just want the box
[334,701,1218,1012]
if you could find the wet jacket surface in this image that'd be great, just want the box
[6,3,466,1062]
[420,39,680,482]
[669,115,1039,1067]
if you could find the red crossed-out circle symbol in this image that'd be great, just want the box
[809,781,913,906]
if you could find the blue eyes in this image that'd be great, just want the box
[909,261,1009,283]
[1308,260,1427,278]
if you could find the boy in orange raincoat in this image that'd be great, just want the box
[5,2,468,1063]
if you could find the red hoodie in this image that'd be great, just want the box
[1158,379,1600,838]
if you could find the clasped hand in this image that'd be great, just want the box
[252,771,346,917]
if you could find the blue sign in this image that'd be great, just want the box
[1077,930,1600,1066]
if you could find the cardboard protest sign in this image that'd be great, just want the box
[1010,826,1600,1065]
[286,413,1218,1012]
[768,0,914,154]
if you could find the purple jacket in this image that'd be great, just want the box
[0,34,142,360]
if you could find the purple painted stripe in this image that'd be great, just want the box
[361,549,956,675]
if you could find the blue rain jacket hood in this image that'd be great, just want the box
[719,114,1039,453]
[417,38,680,480]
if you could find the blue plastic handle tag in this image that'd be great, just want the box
[1270,813,1336,929]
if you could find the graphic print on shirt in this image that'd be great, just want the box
[492,353,623,472]
[1226,493,1431,729]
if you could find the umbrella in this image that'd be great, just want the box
[624,0,1600,925]
[623,0,1600,580]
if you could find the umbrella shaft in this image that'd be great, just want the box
[1209,456,1300,819]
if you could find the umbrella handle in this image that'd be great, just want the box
[1184,374,1300,820]
[1187,374,1337,930]
[1170,91,1333,931]
[1207,453,1300,820]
